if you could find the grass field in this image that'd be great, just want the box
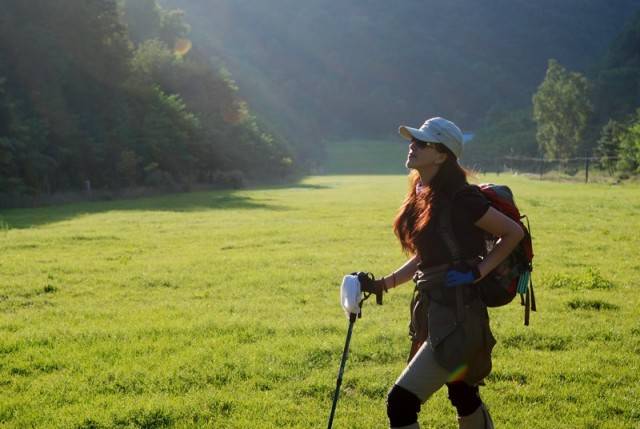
[1,174,639,428]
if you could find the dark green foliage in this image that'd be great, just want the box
[0,0,293,203]
[566,299,619,311]
[595,120,625,174]
[592,109,640,174]
[617,111,640,173]
[120,2,294,184]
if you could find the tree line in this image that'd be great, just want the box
[0,0,294,201]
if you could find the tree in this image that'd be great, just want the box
[532,59,592,159]
[594,119,625,174]
[617,110,640,173]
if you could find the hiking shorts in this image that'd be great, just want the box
[394,341,451,403]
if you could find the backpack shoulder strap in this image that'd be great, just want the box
[437,184,472,263]
[437,199,465,323]
[438,200,462,264]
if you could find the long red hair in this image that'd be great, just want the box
[393,147,471,255]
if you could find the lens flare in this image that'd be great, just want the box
[174,38,192,56]
[447,364,469,383]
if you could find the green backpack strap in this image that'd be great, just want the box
[519,271,537,326]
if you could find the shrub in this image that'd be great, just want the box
[144,169,177,188]
[566,299,618,311]
[547,268,613,290]
[210,170,246,189]
[43,284,57,294]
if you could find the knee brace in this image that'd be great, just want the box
[386,384,421,427]
[447,382,482,417]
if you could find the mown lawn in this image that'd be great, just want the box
[1,175,639,428]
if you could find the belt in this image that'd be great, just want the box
[412,259,480,323]
[413,263,450,291]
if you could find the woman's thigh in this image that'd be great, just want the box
[394,342,450,403]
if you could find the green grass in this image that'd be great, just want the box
[1,175,639,428]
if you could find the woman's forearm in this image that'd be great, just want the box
[382,255,420,289]
[473,206,525,281]
[476,231,524,279]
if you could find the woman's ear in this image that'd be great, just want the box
[434,152,448,165]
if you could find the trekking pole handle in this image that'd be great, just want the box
[375,289,383,305]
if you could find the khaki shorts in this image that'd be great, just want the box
[394,342,451,403]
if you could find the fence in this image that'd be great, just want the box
[466,156,621,183]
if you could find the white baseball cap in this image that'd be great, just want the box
[398,117,464,158]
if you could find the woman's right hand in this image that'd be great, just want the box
[356,272,386,304]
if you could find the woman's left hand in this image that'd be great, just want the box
[445,266,480,287]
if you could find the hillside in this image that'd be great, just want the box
[163,0,640,150]
[594,9,640,123]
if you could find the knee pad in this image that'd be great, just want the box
[447,382,481,417]
[386,384,421,427]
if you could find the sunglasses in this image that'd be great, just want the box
[410,138,439,150]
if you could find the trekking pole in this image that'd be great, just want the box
[327,273,379,429]
[327,312,357,429]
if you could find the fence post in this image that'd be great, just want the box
[585,157,590,183]
[539,158,543,179]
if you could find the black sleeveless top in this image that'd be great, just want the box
[415,184,490,268]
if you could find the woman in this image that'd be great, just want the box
[368,117,524,428]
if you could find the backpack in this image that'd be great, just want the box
[476,184,536,325]
[439,184,536,325]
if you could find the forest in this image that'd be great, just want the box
[0,0,294,202]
